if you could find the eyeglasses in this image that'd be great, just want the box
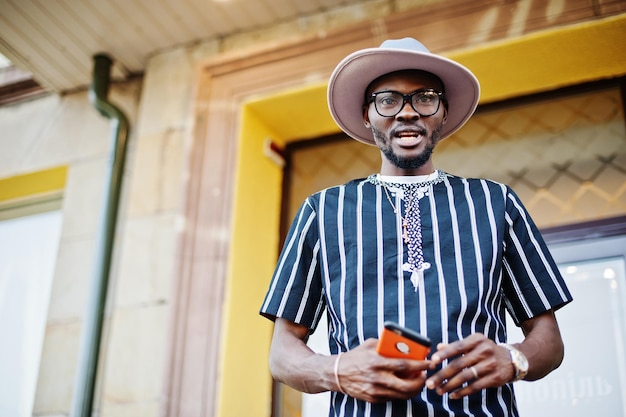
[368,89,444,118]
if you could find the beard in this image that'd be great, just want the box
[372,124,443,170]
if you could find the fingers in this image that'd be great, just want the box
[348,363,429,402]
[338,339,431,402]
[429,335,480,364]
[425,334,505,399]
[426,359,482,398]
[443,366,482,400]
[345,335,511,402]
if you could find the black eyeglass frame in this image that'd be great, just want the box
[367,88,444,118]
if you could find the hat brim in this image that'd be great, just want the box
[327,47,480,145]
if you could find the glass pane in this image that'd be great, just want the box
[509,256,626,416]
[0,210,62,417]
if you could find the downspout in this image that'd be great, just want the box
[70,54,130,417]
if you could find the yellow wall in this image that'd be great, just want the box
[216,106,287,416]
[455,15,626,103]
[0,166,67,204]
[219,15,626,416]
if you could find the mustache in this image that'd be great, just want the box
[391,125,428,137]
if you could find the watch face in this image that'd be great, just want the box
[517,351,529,372]
[501,344,529,381]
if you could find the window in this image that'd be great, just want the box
[0,203,62,416]
[0,167,63,417]
[510,234,626,416]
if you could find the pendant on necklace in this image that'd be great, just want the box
[402,262,431,291]
[410,269,423,292]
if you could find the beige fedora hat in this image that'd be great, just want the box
[327,38,480,145]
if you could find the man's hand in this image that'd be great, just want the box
[338,339,431,402]
[424,310,565,399]
[424,334,513,399]
[269,318,431,401]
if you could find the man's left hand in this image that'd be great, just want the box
[424,333,514,399]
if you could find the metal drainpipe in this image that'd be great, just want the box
[70,54,130,417]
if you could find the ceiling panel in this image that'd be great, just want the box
[0,0,366,92]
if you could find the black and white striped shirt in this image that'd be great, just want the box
[261,172,572,417]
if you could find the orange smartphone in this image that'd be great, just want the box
[376,321,431,360]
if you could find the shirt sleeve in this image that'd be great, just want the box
[259,197,326,331]
[500,187,573,325]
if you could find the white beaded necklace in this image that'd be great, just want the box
[367,170,447,291]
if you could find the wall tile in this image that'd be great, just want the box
[33,321,81,414]
[61,158,109,238]
[100,305,169,403]
[100,401,161,417]
[114,212,178,307]
[136,49,194,138]
[0,95,62,176]
[47,236,95,321]
[126,129,187,216]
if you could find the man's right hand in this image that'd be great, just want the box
[335,338,431,402]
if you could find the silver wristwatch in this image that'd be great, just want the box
[499,343,529,382]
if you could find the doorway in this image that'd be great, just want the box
[275,83,626,416]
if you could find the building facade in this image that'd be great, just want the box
[0,1,625,416]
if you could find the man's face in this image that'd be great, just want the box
[364,70,447,175]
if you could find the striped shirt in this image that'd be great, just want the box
[260,172,572,417]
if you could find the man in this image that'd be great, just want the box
[260,38,572,416]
